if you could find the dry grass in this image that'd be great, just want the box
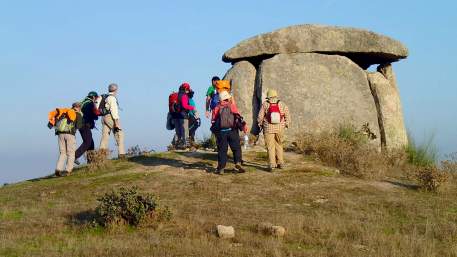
[85,149,110,170]
[1,151,457,256]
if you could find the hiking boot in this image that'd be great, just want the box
[74,159,81,166]
[55,170,62,177]
[215,168,225,175]
[234,164,246,173]
[64,171,72,177]
[267,167,276,172]
[277,164,284,170]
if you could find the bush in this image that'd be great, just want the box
[415,165,449,192]
[294,124,388,179]
[95,187,172,227]
[405,134,438,167]
[199,134,217,149]
[85,149,110,171]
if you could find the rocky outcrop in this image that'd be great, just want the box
[256,53,380,145]
[367,72,408,150]
[222,24,409,150]
[223,24,408,69]
[223,61,257,132]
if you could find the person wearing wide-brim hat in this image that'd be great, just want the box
[257,89,291,172]
[211,90,248,174]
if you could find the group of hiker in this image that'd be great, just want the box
[167,76,291,174]
[48,76,291,177]
[47,83,125,176]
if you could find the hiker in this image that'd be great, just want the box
[75,91,99,165]
[99,83,126,159]
[170,89,200,148]
[48,102,83,176]
[211,91,247,174]
[257,89,291,172]
[205,76,220,119]
[170,83,195,149]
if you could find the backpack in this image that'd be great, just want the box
[95,94,111,116]
[209,92,219,110]
[219,105,235,129]
[267,101,283,124]
[55,114,75,134]
[168,92,180,113]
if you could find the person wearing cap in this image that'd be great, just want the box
[99,83,126,158]
[53,102,83,176]
[205,76,220,119]
[257,89,291,172]
[172,82,195,149]
[211,91,247,174]
[75,91,99,164]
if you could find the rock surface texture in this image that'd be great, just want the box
[216,225,235,239]
[222,24,409,150]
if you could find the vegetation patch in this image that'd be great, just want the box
[95,186,172,228]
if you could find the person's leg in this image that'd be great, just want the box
[114,128,126,156]
[75,127,91,160]
[66,134,76,173]
[275,132,285,166]
[89,129,95,151]
[175,119,185,146]
[183,118,189,147]
[188,118,197,143]
[99,118,112,150]
[228,130,242,165]
[56,134,66,175]
[264,133,277,168]
[216,132,229,171]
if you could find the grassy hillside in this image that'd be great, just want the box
[1,150,457,257]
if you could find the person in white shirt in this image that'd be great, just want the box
[99,83,126,158]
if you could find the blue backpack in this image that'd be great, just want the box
[209,92,219,110]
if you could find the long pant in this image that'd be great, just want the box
[173,118,189,146]
[56,134,76,172]
[100,115,126,155]
[216,129,242,170]
[75,126,94,160]
[189,117,199,141]
[264,132,285,168]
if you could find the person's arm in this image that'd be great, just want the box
[107,96,121,128]
[180,95,195,111]
[257,102,266,127]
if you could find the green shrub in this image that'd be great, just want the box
[95,187,171,227]
[405,134,438,167]
[199,134,217,149]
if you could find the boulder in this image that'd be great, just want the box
[223,24,408,68]
[223,61,257,132]
[257,53,381,145]
[216,225,235,239]
[367,71,408,150]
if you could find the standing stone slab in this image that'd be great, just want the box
[367,71,408,150]
[223,61,257,132]
[258,53,380,145]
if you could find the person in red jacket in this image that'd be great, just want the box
[211,91,247,174]
[172,82,195,149]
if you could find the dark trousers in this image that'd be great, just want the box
[75,126,94,160]
[216,129,242,170]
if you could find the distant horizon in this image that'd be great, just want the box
[1,0,456,184]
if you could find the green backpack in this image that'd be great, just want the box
[55,115,75,134]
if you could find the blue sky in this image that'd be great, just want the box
[0,0,456,183]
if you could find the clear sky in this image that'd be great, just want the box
[0,0,456,184]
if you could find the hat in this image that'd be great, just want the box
[180,82,191,91]
[211,76,220,82]
[267,89,278,99]
[88,91,98,97]
[219,91,232,101]
[108,83,118,92]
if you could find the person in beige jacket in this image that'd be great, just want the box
[257,89,291,172]
[99,83,126,159]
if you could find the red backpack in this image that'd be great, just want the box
[267,101,283,124]
[168,92,180,113]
